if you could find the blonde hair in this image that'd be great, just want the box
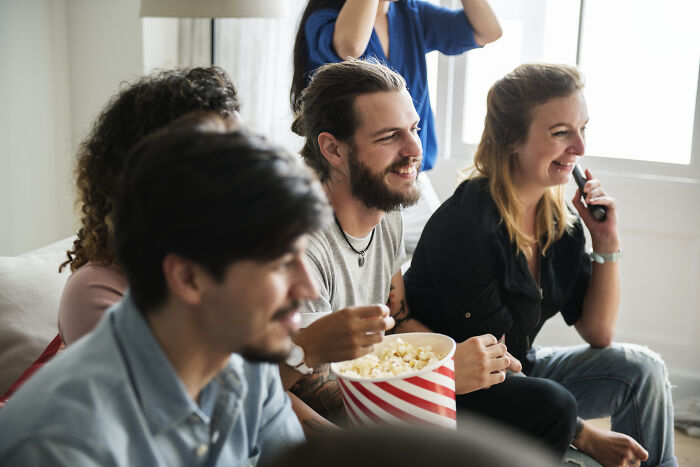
[461,63,584,256]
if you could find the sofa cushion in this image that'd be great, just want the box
[0,237,74,393]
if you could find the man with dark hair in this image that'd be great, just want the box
[0,115,329,466]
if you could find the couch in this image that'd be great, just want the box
[0,237,74,394]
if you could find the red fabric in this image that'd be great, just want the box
[1,333,65,404]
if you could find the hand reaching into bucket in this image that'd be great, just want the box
[296,305,394,367]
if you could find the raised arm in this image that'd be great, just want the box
[461,0,502,46]
[333,0,380,59]
[571,169,621,347]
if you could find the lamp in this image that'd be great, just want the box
[140,0,287,64]
[140,0,287,18]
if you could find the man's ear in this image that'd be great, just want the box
[162,253,205,306]
[317,132,350,169]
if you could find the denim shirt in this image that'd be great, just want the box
[0,292,304,466]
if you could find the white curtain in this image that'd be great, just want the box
[176,1,307,155]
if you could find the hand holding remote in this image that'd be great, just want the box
[572,165,607,222]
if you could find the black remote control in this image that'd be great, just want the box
[572,165,606,222]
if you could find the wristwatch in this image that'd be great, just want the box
[590,250,622,264]
[285,343,313,375]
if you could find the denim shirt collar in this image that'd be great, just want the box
[110,291,247,436]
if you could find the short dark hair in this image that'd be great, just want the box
[291,59,406,182]
[113,115,330,313]
[61,66,240,273]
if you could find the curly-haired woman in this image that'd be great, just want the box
[57,67,241,345]
[0,68,240,404]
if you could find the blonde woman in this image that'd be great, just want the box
[404,63,675,467]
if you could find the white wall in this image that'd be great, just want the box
[64,0,144,146]
[0,0,72,256]
[0,0,143,256]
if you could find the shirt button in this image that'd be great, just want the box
[464,312,471,318]
[196,444,208,457]
[212,430,220,443]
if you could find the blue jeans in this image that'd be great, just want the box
[528,343,677,467]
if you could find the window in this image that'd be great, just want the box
[440,0,700,176]
[462,0,579,145]
[580,0,699,165]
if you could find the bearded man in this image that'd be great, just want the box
[284,59,522,429]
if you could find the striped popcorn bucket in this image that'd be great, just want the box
[331,333,457,429]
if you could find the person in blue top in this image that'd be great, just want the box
[291,0,501,172]
[291,0,502,251]
[0,115,331,466]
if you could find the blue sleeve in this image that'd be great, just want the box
[256,364,304,465]
[415,0,479,54]
[305,9,343,72]
[0,437,111,467]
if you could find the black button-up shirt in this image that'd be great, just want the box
[404,178,591,372]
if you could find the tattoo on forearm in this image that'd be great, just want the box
[387,284,396,308]
[290,364,346,424]
[387,284,411,331]
[393,299,411,329]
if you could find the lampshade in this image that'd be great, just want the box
[140,0,287,18]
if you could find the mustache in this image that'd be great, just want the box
[386,157,421,172]
[272,300,301,321]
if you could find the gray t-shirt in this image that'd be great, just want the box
[301,210,406,327]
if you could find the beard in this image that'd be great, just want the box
[347,148,421,212]
[239,301,300,363]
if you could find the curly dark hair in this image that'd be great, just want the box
[60,67,240,272]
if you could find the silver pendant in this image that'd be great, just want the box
[358,255,365,267]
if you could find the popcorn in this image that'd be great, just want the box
[337,337,443,378]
